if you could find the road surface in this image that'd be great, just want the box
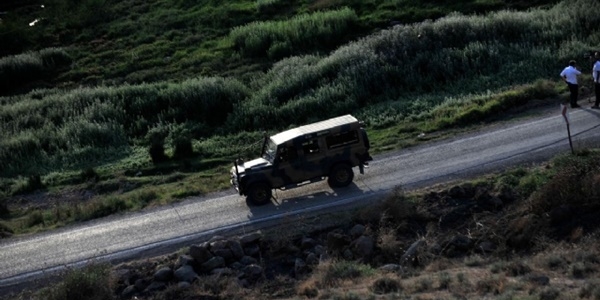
[2,105,600,292]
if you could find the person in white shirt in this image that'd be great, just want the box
[560,60,582,108]
[592,52,600,109]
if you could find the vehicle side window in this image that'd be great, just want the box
[277,146,298,162]
[302,139,320,155]
[326,130,359,149]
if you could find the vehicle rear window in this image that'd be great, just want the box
[326,130,359,149]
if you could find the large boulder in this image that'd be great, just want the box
[352,235,374,259]
[174,265,198,283]
[349,224,366,238]
[201,256,225,272]
[228,239,245,259]
[153,267,173,282]
[239,231,262,245]
[189,243,213,264]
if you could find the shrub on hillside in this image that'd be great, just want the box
[42,263,114,300]
[528,151,600,215]
[146,125,169,164]
[230,7,358,59]
[168,123,195,160]
[0,48,71,95]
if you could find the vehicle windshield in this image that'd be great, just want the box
[262,138,277,163]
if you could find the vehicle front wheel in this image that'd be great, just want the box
[246,182,272,206]
[328,164,354,188]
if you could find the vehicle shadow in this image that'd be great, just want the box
[244,182,370,220]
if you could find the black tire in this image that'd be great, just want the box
[328,164,354,188]
[246,182,272,206]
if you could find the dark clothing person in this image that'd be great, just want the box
[593,52,600,109]
[560,60,582,108]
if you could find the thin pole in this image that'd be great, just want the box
[566,122,574,154]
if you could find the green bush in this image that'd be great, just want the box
[321,260,375,287]
[0,48,71,95]
[229,7,358,59]
[26,210,45,228]
[371,277,402,294]
[42,263,114,300]
[77,197,129,221]
[528,151,600,215]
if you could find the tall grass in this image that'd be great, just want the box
[0,48,72,95]
[229,7,359,59]
[0,77,249,176]
[229,0,599,131]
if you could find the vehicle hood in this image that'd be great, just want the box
[234,158,272,173]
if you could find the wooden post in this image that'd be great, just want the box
[561,104,574,154]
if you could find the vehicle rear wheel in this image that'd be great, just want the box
[328,164,354,188]
[246,182,272,206]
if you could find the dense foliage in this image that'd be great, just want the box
[1,0,597,178]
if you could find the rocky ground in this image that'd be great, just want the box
[25,177,596,300]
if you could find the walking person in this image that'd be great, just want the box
[592,52,600,109]
[560,60,582,108]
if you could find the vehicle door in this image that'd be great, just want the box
[272,144,304,186]
[300,138,325,179]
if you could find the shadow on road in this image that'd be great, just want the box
[244,182,371,220]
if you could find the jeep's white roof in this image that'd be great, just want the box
[270,114,359,145]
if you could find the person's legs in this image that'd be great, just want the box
[569,83,579,107]
[595,82,600,107]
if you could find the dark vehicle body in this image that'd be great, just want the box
[231,115,372,206]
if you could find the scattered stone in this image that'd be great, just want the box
[210,240,228,250]
[208,235,226,243]
[343,249,354,260]
[228,239,245,259]
[239,231,262,245]
[450,234,472,251]
[201,256,225,272]
[294,258,308,277]
[153,267,173,282]
[327,231,349,253]
[401,239,426,266]
[230,261,244,270]
[211,267,234,276]
[549,204,573,225]
[306,252,319,265]
[144,281,166,292]
[177,255,196,268]
[477,241,497,253]
[244,244,261,257]
[213,248,234,261]
[526,274,550,286]
[242,264,263,281]
[448,185,464,198]
[174,265,198,283]
[349,224,366,238]
[239,255,258,265]
[121,285,137,299]
[353,235,374,258]
[379,264,403,273]
[301,237,317,250]
[189,243,213,264]
[314,245,326,256]
[178,281,191,289]
[134,278,148,291]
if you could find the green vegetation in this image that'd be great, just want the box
[230,7,359,59]
[40,263,114,300]
[1,0,598,236]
